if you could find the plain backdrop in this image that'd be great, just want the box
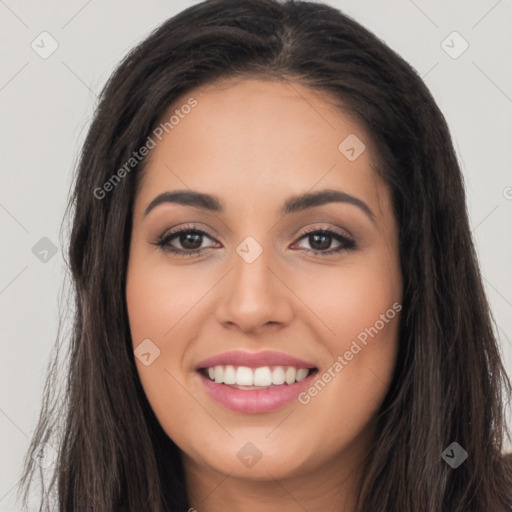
[1,0,511,510]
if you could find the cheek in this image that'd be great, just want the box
[293,313,399,472]
[293,250,401,412]
[297,251,401,346]
[125,253,222,433]
[126,257,186,412]
[126,282,194,453]
[126,255,206,348]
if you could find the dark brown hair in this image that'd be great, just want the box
[16,0,512,510]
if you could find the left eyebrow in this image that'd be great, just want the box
[144,188,376,223]
[144,190,222,217]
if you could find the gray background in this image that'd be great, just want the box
[1,0,511,509]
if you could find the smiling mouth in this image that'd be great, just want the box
[198,365,319,389]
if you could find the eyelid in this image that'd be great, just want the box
[295,224,354,242]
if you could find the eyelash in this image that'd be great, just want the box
[153,223,357,257]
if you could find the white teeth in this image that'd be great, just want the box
[223,365,236,385]
[202,365,313,387]
[236,366,253,386]
[253,367,272,386]
[295,368,309,382]
[214,365,224,383]
[271,366,286,385]
[285,367,296,385]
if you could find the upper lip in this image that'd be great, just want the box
[194,350,317,370]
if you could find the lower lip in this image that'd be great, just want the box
[197,370,317,413]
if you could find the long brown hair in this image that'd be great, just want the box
[16,0,512,510]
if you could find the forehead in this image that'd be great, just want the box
[135,78,388,218]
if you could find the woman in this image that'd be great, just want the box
[17,0,512,510]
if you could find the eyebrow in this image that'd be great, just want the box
[144,188,376,222]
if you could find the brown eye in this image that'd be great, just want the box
[293,228,356,256]
[155,226,219,256]
[178,232,204,250]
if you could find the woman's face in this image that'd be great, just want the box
[126,78,402,489]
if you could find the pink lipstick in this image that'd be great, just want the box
[195,350,318,413]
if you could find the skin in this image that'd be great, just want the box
[126,78,403,512]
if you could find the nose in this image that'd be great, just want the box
[215,244,294,335]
